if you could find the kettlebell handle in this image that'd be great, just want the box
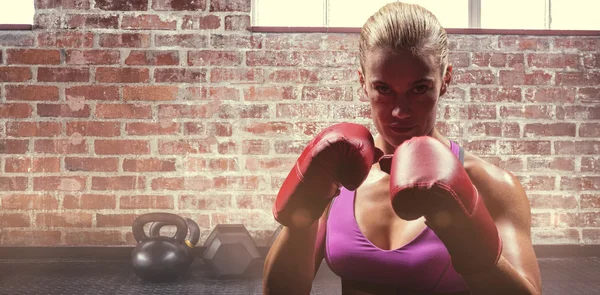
[132,212,188,243]
[149,218,200,247]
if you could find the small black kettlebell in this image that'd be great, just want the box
[131,212,190,282]
[149,217,200,268]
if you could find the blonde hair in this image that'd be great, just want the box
[359,2,449,75]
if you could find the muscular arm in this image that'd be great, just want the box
[462,160,542,295]
[262,202,331,295]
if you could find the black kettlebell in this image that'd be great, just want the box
[131,212,190,282]
[149,217,200,268]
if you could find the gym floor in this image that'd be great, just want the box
[0,257,599,294]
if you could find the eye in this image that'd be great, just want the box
[412,85,429,94]
[375,85,391,94]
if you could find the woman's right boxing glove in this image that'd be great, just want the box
[273,122,383,228]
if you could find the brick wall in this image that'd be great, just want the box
[0,0,598,247]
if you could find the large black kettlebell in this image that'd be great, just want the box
[131,212,191,282]
[149,217,200,268]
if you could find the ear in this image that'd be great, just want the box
[440,64,453,97]
[358,70,368,96]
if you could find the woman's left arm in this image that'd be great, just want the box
[462,162,543,295]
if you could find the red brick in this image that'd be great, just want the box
[36,212,93,228]
[581,157,600,173]
[527,157,575,172]
[303,51,358,67]
[34,139,87,154]
[1,194,59,210]
[125,50,179,66]
[158,103,220,119]
[211,34,262,49]
[0,104,32,118]
[583,230,600,244]
[37,104,91,118]
[517,175,556,191]
[126,122,180,136]
[467,105,496,119]
[246,51,301,67]
[153,176,212,191]
[0,33,35,47]
[189,50,241,66]
[276,103,329,119]
[499,140,551,155]
[0,67,32,82]
[99,33,151,48]
[560,176,600,191]
[274,140,308,155]
[555,141,600,155]
[499,36,551,51]
[225,15,250,31]
[457,140,496,155]
[218,141,237,154]
[472,53,524,68]
[6,85,58,101]
[301,86,353,101]
[35,13,61,29]
[213,175,260,190]
[524,88,575,103]
[63,194,117,210]
[452,69,495,85]
[470,87,521,102]
[179,195,232,210]
[448,52,470,68]
[95,0,147,10]
[243,86,295,101]
[95,140,150,155]
[528,53,579,68]
[65,157,119,172]
[499,70,552,85]
[583,53,600,69]
[120,195,174,209]
[210,0,250,11]
[244,122,293,135]
[37,0,90,9]
[66,50,120,65]
[96,67,149,83]
[5,157,59,173]
[245,157,295,172]
[181,15,221,30]
[530,194,577,209]
[448,35,497,51]
[96,214,137,227]
[557,106,600,120]
[581,194,600,209]
[122,15,176,30]
[0,213,30,227]
[211,68,263,83]
[123,86,178,101]
[531,213,552,227]
[0,140,29,154]
[219,104,270,119]
[183,122,205,135]
[265,34,322,50]
[38,32,94,48]
[66,86,119,101]
[153,0,205,10]
[92,176,145,190]
[184,157,238,172]
[65,231,124,245]
[207,122,232,136]
[523,123,576,137]
[0,177,28,191]
[1,230,62,245]
[184,87,240,101]
[267,69,319,83]
[123,158,176,172]
[554,37,600,51]
[66,122,120,138]
[65,14,119,29]
[465,122,502,137]
[500,105,554,120]
[557,212,600,227]
[242,139,270,155]
[156,69,207,83]
[33,176,86,191]
[158,138,215,154]
[558,71,600,87]
[7,49,60,65]
[37,68,90,82]
[155,34,208,47]
[6,122,61,137]
[95,104,152,119]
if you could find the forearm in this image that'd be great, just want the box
[461,255,540,295]
[263,225,317,295]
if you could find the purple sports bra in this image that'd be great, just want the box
[324,140,469,293]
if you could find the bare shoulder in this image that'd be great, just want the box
[462,151,531,224]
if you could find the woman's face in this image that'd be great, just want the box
[359,47,452,149]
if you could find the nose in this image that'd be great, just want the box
[391,98,411,119]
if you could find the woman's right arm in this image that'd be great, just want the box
[263,202,331,295]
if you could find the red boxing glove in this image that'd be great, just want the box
[389,136,502,275]
[273,123,383,228]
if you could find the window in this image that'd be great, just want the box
[0,0,35,27]
[253,0,600,30]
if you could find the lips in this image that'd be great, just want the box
[388,123,416,134]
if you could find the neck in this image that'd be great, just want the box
[375,127,450,155]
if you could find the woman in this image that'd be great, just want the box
[263,2,542,295]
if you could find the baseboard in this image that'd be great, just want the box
[0,245,598,260]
